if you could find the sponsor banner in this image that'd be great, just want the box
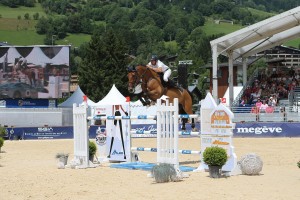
[0,98,57,108]
[4,122,300,140]
[131,124,157,138]
[5,126,73,140]
[234,122,300,137]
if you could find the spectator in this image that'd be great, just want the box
[288,80,297,91]
[255,98,262,109]
[277,84,288,98]
[268,96,277,107]
[251,89,261,104]
[260,100,269,113]
[289,67,295,78]
[244,86,252,99]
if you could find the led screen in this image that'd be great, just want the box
[0,45,70,99]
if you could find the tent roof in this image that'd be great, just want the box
[58,86,95,107]
[210,6,300,60]
[210,6,300,104]
[96,84,127,105]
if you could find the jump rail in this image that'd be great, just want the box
[73,98,201,169]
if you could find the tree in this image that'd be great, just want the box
[78,28,129,101]
[33,12,40,20]
[35,16,51,34]
[24,13,30,20]
[175,28,188,49]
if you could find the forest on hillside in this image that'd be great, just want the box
[1,0,299,101]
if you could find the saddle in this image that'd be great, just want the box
[158,74,183,92]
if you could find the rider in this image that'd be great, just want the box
[147,54,178,89]
[18,56,27,70]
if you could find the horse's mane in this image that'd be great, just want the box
[136,64,160,79]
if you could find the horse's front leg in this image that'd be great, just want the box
[138,93,150,106]
[181,118,187,131]
[191,118,197,131]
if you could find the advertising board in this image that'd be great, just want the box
[0,45,70,99]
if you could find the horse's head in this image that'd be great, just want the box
[127,65,140,94]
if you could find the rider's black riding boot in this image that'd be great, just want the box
[167,79,183,91]
[167,79,175,88]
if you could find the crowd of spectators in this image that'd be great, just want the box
[239,67,299,113]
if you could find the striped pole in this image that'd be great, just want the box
[89,114,200,121]
[131,147,201,155]
[88,115,156,121]
[178,114,199,119]
[130,130,200,136]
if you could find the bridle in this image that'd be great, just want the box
[128,66,148,94]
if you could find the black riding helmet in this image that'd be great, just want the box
[150,54,158,61]
[127,65,136,72]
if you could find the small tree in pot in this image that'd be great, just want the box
[203,146,228,178]
[89,141,97,162]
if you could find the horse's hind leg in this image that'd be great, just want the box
[183,102,197,131]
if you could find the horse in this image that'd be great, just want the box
[14,58,36,86]
[127,65,196,131]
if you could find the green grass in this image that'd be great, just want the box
[0,4,91,47]
[0,4,46,19]
[0,18,37,31]
[283,38,300,49]
[246,7,275,20]
[202,18,243,36]
[56,34,91,48]
[0,29,91,47]
[0,30,45,45]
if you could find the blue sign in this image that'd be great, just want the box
[234,122,300,137]
[0,98,57,108]
[4,122,300,140]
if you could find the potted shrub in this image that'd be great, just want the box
[0,126,6,139]
[55,153,69,166]
[203,146,228,178]
[89,141,97,162]
[0,137,4,153]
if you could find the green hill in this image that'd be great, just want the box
[202,18,243,36]
[0,3,299,49]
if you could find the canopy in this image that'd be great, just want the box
[58,86,96,107]
[96,84,127,105]
[210,6,300,106]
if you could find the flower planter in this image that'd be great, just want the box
[208,165,222,178]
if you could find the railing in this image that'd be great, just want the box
[231,68,259,107]
[230,106,300,122]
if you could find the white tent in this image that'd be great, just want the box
[6,47,21,63]
[51,46,70,65]
[58,86,96,107]
[96,84,127,105]
[26,46,51,66]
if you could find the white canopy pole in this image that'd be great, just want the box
[212,44,218,103]
[242,57,248,86]
[228,51,233,108]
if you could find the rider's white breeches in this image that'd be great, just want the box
[163,69,171,82]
